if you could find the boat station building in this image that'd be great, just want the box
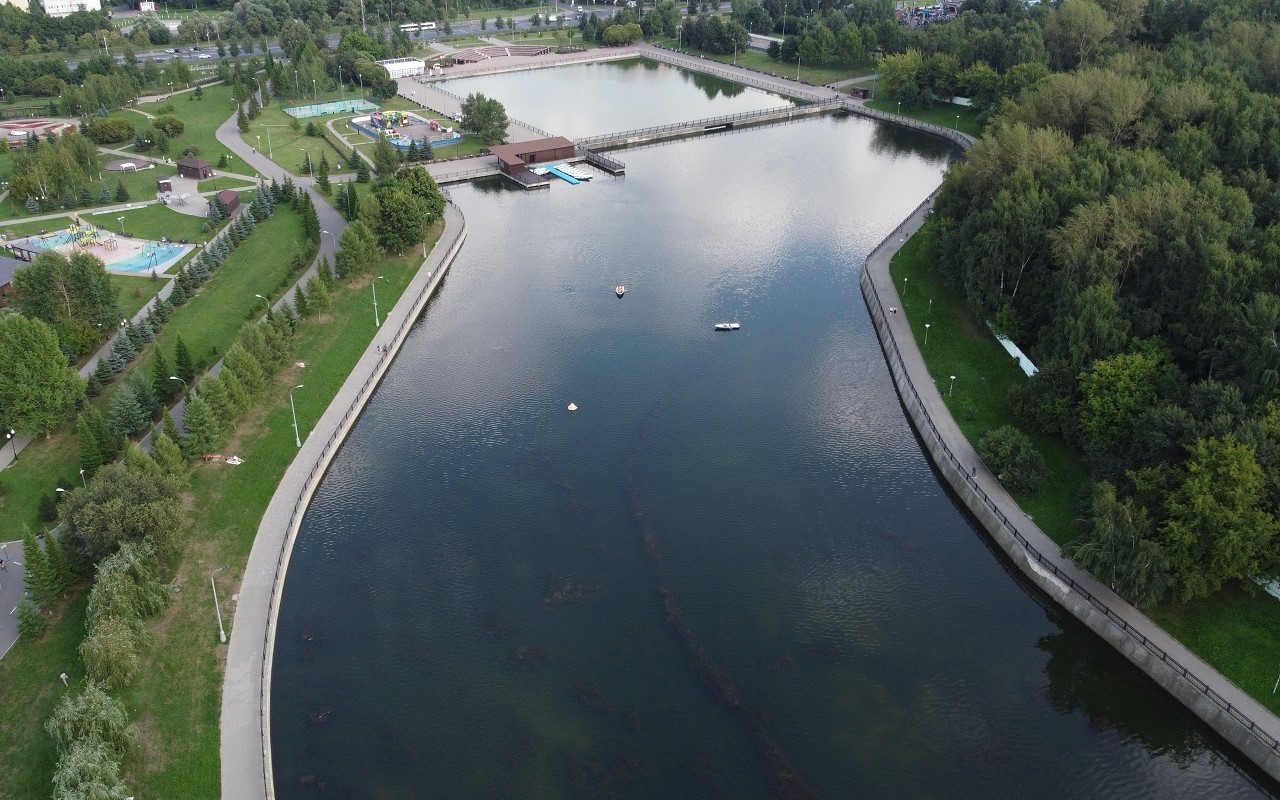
[489,137,577,177]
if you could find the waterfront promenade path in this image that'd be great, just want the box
[864,195,1280,780]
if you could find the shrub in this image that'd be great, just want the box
[154,115,185,137]
[976,425,1047,494]
[83,118,135,145]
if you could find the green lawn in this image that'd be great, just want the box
[889,222,1088,540]
[120,221,442,799]
[136,84,240,166]
[110,273,165,319]
[866,99,984,138]
[0,593,90,800]
[196,176,257,192]
[84,202,220,243]
[0,424,81,535]
[1152,590,1280,717]
[126,207,302,383]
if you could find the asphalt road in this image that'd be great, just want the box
[0,538,27,660]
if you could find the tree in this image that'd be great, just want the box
[61,462,183,559]
[976,425,1047,494]
[1158,436,1280,601]
[371,135,400,176]
[355,156,371,183]
[0,315,86,439]
[80,614,141,690]
[316,151,331,194]
[50,736,131,800]
[374,188,428,254]
[1078,351,1161,456]
[22,527,56,609]
[179,392,226,458]
[12,250,122,358]
[152,348,176,403]
[459,92,510,145]
[1066,482,1174,607]
[151,431,186,479]
[106,382,151,440]
[1045,0,1115,70]
[335,219,379,278]
[46,683,137,757]
[237,104,250,133]
[114,180,129,202]
[174,336,195,383]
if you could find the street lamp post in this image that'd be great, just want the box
[289,384,305,448]
[294,70,300,97]
[320,229,336,251]
[954,114,960,130]
[372,275,385,327]
[312,78,317,100]
[211,564,230,643]
[168,375,188,396]
[949,375,956,397]
[255,134,261,154]
[265,126,273,159]
[79,468,87,488]
[117,216,125,235]
[5,428,15,461]
[897,100,901,116]
[924,323,930,345]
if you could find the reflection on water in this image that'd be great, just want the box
[271,102,1277,799]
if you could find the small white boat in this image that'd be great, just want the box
[615,285,626,297]
[714,322,741,331]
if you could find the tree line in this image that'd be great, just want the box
[906,0,1280,607]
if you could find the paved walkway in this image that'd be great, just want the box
[0,538,27,660]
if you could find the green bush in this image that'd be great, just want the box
[976,425,1047,494]
[154,115,185,137]
[82,118,135,145]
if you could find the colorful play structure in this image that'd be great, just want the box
[350,111,463,153]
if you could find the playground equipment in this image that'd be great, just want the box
[67,222,102,249]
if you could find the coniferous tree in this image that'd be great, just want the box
[293,282,311,317]
[78,411,103,476]
[174,336,195,383]
[43,532,74,599]
[152,349,175,403]
[162,409,180,443]
[114,181,129,202]
[22,527,55,609]
[151,430,187,478]
[179,393,224,458]
[99,184,112,203]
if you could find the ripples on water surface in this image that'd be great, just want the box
[272,69,1276,800]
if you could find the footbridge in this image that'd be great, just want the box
[574,98,841,150]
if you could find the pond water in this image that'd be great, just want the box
[441,58,798,139]
[270,63,1277,800]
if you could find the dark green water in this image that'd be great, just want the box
[271,67,1278,800]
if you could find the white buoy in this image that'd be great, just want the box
[567,402,578,412]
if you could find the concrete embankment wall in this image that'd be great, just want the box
[223,204,468,800]
[858,194,1280,783]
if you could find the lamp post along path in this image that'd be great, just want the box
[290,384,305,448]
[211,564,230,643]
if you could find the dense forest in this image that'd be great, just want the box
[887,0,1280,607]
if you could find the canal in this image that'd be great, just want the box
[270,62,1276,799]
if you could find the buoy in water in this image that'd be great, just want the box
[567,403,578,412]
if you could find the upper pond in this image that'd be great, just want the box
[270,61,1277,799]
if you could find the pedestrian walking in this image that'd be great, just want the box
[971,465,977,478]
[59,672,69,686]
[0,558,6,570]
